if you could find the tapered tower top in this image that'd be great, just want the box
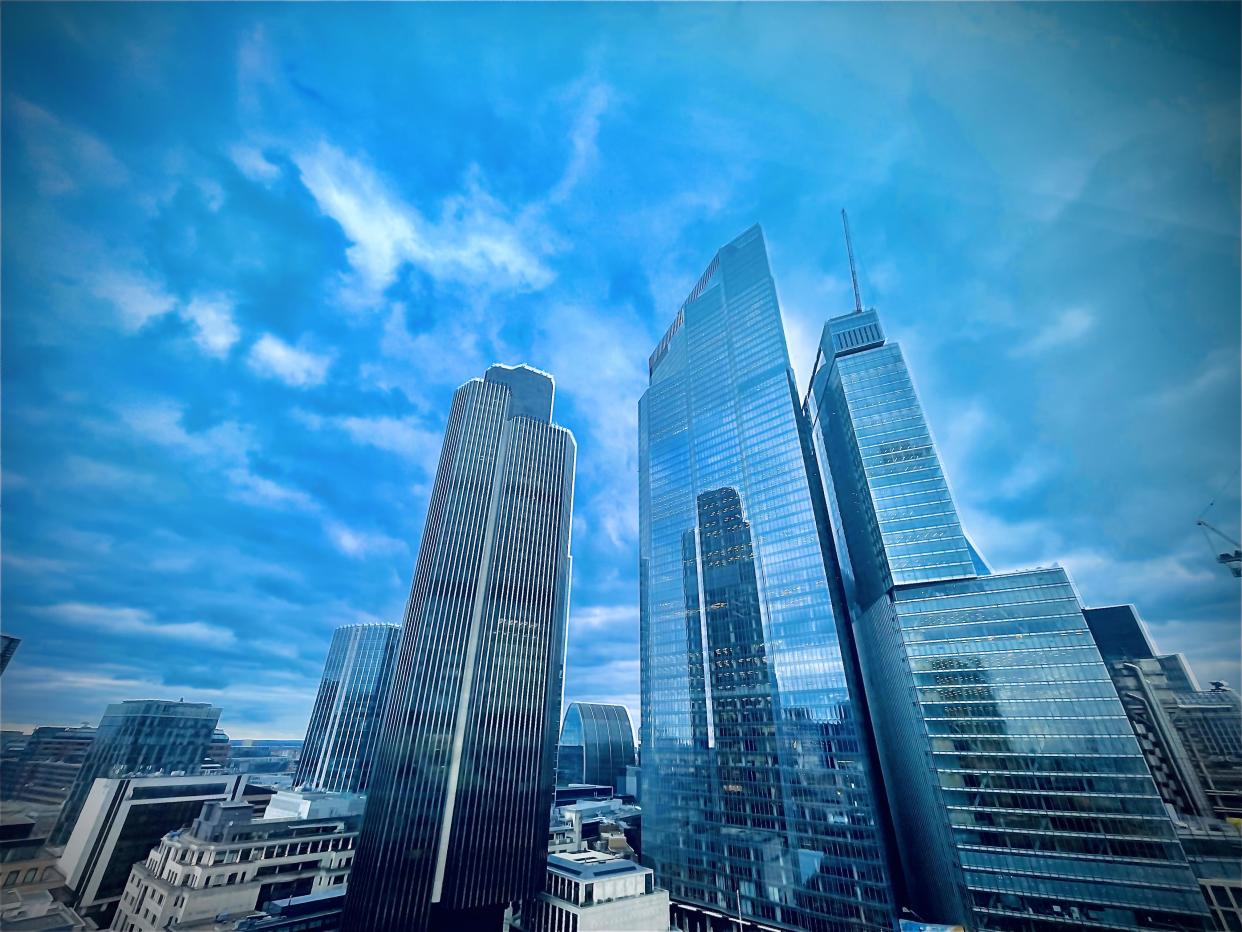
[485,363,554,423]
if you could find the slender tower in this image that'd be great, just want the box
[639,226,899,931]
[294,623,400,794]
[343,364,575,932]
[804,220,1210,930]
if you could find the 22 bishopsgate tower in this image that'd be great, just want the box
[639,226,899,931]
[343,365,576,931]
[640,226,1212,932]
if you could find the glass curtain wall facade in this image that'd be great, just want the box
[638,226,898,932]
[807,308,1209,931]
[295,623,400,794]
[49,700,221,847]
[343,364,575,932]
[556,702,636,792]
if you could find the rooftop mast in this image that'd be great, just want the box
[842,209,863,314]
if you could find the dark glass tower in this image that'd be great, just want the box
[556,701,636,792]
[294,622,400,794]
[343,364,575,932]
[48,699,221,847]
[638,226,898,931]
[806,306,1210,930]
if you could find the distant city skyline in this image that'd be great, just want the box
[2,3,1238,740]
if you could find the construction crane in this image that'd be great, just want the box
[1196,518,1242,578]
[1197,468,1241,577]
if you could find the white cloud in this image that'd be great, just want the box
[88,272,241,361]
[10,96,127,195]
[182,295,241,358]
[226,467,317,511]
[1014,306,1095,356]
[532,302,650,548]
[62,455,155,490]
[324,521,406,559]
[548,80,611,204]
[339,415,439,462]
[571,604,636,632]
[33,602,236,646]
[90,271,176,331]
[230,142,281,182]
[296,404,443,476]
[121,402,252,463]
[247,334,332,387]
[293,142,553,300]
[2,552,72,575]
[1151,347,1238,409]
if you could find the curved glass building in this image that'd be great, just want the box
[638,226,898,931]
[294,623,400,794]
[557,702,636,792]
[343,364,575,932]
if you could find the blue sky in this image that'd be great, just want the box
[2,3,1238,738]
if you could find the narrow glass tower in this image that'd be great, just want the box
[806,306,1210,930]
[294,622,400,794]
[343,364,575,932]
[638,226,898,931]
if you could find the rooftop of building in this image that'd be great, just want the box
[548,850,648,881]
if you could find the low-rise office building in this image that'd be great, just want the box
[57,774,260,928]
[112,789,362,932]
[529,851,669,932]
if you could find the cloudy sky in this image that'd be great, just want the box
[2,4,1238,738]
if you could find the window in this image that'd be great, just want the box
[3,871,18,887]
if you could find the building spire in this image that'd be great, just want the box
[841,208,863,314]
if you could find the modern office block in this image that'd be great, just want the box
[1171,814,1242,932]
[343,364,576,932]
[49,700,221,848]
[1083,605,1158,663]
[295,623,400,794]
[529,851,670,932]
[806,303,1210,930]
[236,889,347,931]
[56,773,254,927]
[1170,682,1242,820]
[638,227,897,931]
[2,725,96,806]
[0,635,19,677]
[1085,605,1242,822]
[112,790,362,932]
[557,702,636,793]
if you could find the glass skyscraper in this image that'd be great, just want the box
[556,701,636,792]
[806,306,1210,930]
[48,699,221,847]
[294,622,400,794]
[343,364,576,932]
[638,226,898,931]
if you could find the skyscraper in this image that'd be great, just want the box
[638,226,898,931]
[343,364,576,932]
[806,303,1210,930]
[295,623,400,794]
[0,634,19,676]
[556,701,636,792]
[49,699,221,847]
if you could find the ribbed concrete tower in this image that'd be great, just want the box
[343,364,576,932]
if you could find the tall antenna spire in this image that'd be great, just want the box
[841,208,863,314]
